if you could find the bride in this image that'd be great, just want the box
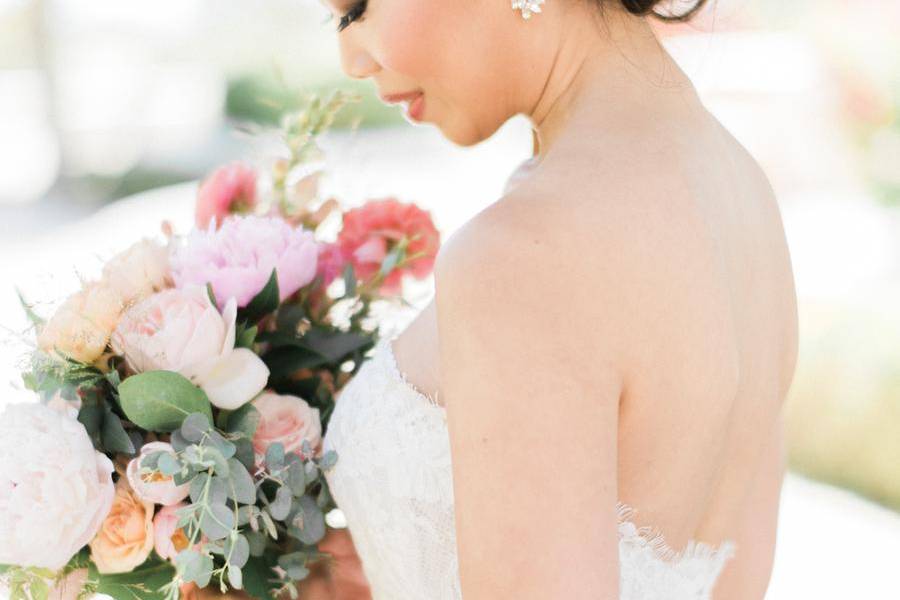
[307,0,798,598]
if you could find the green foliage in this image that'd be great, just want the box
[239,269,280,324]
[118,371,213,432]
[86,555,176,600]
[16,288,44,328]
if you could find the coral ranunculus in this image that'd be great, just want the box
[195,162,258,230]
[170,215,319,309]
[337,198,440,296]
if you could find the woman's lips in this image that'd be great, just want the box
[405,92,425,122]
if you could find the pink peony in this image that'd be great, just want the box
[251,392,323,466]
[195,162,258,230]
[337,198,440,296]
[126,442,191,506]
[170,215,319,308]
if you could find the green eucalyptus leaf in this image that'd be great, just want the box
[209,475,230,506]
[205,446,231,477]
[269,484,292,521]
[265,442,284,471]
[245,532,268,558]
[200,503,235,541]
[100,409,135,455]
[287,461,306,496]
[227,564,243,590]
[118,371,213,432]
[233,437,256,471]
[158,452,182,477]
[226,404,261,438]
[181,412,212,443]
[319,449,338,470]
[228,458,257,504]
[207,430,237,460]
[225,534,250,568]
[170,429,190,452]
[289,494,326,545]
[189,472,210,504]
[140,451,164,471]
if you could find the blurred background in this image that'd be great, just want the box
[0,0,898,597]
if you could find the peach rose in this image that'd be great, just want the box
[126,442,190,506]
[251,392,323,465]
[38,281,124,364]
[89,477,155,574]
[101,238,172,307]
[111,286,269,410]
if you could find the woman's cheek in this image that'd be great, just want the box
[373,0,459,76]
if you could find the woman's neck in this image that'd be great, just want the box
[527,6,695,160]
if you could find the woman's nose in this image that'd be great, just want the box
[339,40,380,80]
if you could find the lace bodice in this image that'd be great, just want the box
[321,334,737,599]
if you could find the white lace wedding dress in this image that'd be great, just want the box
[321,334,738,599]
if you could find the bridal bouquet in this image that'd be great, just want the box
[0,91,440,600]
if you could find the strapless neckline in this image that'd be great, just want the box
[322,333,738,599]
[375,333,737,566]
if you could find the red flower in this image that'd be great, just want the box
[195,162,258,229]
[316,242,349,289]
[337,198,440,296]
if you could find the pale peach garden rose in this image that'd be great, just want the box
[251,392,323,465]
[37,281,124,364]
[111,285,269,410]
[126,442,190,506]
[101,238,172,307]
[89,477,155,574]
[0,403,115,571]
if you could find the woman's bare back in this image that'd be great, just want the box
[392,103,798,599]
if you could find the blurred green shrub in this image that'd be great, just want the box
[226,72,405,129]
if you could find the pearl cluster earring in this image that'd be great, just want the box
[512,0,545,19]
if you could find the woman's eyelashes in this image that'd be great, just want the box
[337,0,367,32]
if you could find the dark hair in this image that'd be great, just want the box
[619,0,709,22]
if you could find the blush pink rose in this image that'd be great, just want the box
[153,502,204,561]
[110,286,269,410]
[126,442,191,506]
[170,215,319,309]
[195,162,258,230]
[337,198,440,296]
[251,392,323,465]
